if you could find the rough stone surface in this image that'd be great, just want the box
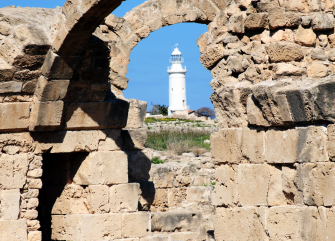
[73,151,128,185]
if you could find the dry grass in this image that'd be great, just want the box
[167,138,192,155]
[192,147,207,156]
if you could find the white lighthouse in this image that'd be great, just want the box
[167,45,188,116]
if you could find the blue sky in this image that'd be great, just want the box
[0,0,214,111]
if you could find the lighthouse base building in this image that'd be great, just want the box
[167,46,188,116]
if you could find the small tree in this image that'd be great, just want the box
[195,107,216,119]
[149,103,168,116]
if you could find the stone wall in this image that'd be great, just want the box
[2,0,335,240]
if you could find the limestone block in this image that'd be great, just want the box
[212,165,236,206]
[29,101,63,131]
[237,164,271,205]
[13,25,50,54]
[27,170,43,178]
[0,81,22,94]
[0,102,30,131]
[214,207,267,241]
[22,80,37,94]
[244,13,268,30]
[210,129,242,163]
[24,210,38,220]
[326,208,335,240]
[122,128,147,150]
[0,189,20,220]
[303,163,335,206]
[98,129,123,151]
[0,38,24,65]
[265,129,299,163]
[122,212,150,238]
[34,76,69,101]
[28,231,41,241]
[27,198,39,210]
[110,57,128,77]
[109,71,129,90]
[0,58,15,81]
[27,220,40,231]
[87,185,109,213]
[311,13,334,31]
[168,188,186,208]
[21,189,39,199]
[73,151,128,185]
[110,183,140,212]
[199,44,224,69]
[241,128,265,163]
[151,211,201,232]
[266,42,304,63]
[228,12,245,33]
[51,214,122,240]
[41,49,78,79]
[273,63,307,77]
[186,186,211,202]
[267,165,287,206]
[65,102,110,130]
[65,100,129,130]
[247,95,269,126]
[126,99,147,129]
[311,49,327,61]
[49,185,89,215]
[307,62,331,78]
[267,206,320,240]
[149,164,174,188]
[327,124,335,161]
[170,232,201,241]
[0,220,27,241]
[152,189,168,207]
[127,150,151,182]
[296,126,328,163]
[268,8,300,29]
[27,178,42,189]
[0,154,28,188]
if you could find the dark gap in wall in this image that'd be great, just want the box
[37,152,88,241]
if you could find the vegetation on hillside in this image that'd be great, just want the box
[145,131,210,155]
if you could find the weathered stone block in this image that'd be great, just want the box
[241,128,265,163]
[210,129,242,163]
[110,183,140,212]
[122,128,147,150]
[41,49,78,79]
[244,13,268,30]
[186,186,211,202]
[311,13,334,31]
[151,211,201,232]
[34,76,69,101]
[0,81,22,94]
[0,38,24,65]
[28,231,41,241]
[200,44,224,69]
[52,214,122,240]
[98,129,123,151]
[73,151,128,185]
[0,58,15,81]
[152,189,168,207]
[109,71,129,90]
[88,185,109,214]
[213,165,236,206]
[303,163,335,206]
[65,100,129,130]
[267,206,320,240]
[0,220,27,241]
[0,189,20,220]
[29,101,64,131]
[237,164,271,205]
[265,129,298,163]
[266,42,304,63]
[126,99,147,129]
[122,212,150,238]
[0,102,30,131]
[214,207,267,241]
[149,164,174,188]
[0,154,28,188]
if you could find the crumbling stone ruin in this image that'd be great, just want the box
[2,0,335,240]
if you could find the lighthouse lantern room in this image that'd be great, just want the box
[167,45,188,116]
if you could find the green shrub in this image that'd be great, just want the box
[151,157,165,164]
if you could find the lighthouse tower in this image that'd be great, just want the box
[167,45,188,116]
